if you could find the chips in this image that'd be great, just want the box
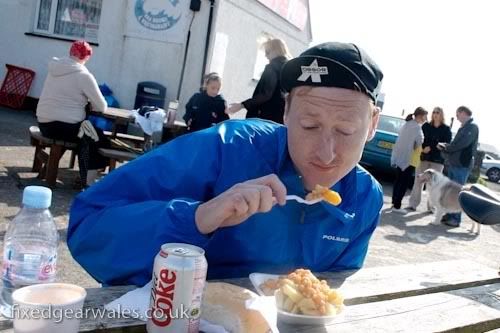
[259,278,280,296]
[305,185,342,206]
[275,269,344,316]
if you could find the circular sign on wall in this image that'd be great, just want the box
[135,0,182,31]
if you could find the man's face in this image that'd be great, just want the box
[456,110,467,124]
[285,86,379,190]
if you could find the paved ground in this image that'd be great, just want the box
[0,106,499,289]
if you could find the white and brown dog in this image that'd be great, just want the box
[418,169,480,234]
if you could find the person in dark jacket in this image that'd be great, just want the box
[183,72,228,132]
[407,107,452,211]
[227,38,291,124]
[437,105,479,227]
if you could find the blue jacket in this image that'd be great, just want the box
[68,119,383,286]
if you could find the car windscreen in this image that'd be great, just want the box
[377,116,405,134]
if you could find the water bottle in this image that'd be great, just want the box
[0,186,58,317]
[167,100,179,126]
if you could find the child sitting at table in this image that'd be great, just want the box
[183,72,228,132]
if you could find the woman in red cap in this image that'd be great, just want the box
[36,40,110,188]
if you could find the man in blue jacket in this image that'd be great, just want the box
[68,42,385,286]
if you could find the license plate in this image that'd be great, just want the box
[377,141,394,149]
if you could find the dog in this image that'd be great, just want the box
[418,169,480,234]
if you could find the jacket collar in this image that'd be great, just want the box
[460,117,473,127]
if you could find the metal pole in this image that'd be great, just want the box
[201,0,216,85]
[176,14,196,101]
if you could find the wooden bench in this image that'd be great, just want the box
[29,126,78,187]
[98,148,139,171]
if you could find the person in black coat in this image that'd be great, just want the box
[438,105,479,226]
[407,106,452,211]
[183,72,228,133]
[227,38,291,124]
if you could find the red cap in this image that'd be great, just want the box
[69,40,93,60]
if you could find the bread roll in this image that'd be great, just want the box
[201,282,271,333]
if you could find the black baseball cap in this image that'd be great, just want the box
[281,42,383,102]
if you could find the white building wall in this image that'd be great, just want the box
[207,0,312,117]
[0,0,65,98]
[0,0,211,114]
[0,0,311,118]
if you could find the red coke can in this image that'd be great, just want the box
[147,243,208,333]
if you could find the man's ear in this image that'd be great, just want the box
[283,94,291,126]
[366,106,380,141]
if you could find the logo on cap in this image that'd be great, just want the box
[297,59,329,83]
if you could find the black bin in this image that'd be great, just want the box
[134,81,166,109]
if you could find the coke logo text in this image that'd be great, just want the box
[150,269,176,326]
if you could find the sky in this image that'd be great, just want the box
[309,0,499,150]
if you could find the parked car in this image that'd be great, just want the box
[360,114,405,172]
[481,154,500,182]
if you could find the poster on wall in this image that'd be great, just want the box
[125,0,192,43]
[256,0,308,30]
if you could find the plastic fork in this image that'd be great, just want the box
[286,195,355,222]
[286,195,322,205]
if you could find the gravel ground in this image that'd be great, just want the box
[0,106,499,290]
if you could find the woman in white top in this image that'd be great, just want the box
[36,40,109,187]
[390,107,428,213]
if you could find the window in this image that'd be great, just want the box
[377,115,405,134]
[34,0,102,42]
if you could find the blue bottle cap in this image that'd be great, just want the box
[22,186,52,209]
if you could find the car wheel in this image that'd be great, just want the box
[486,167,500,183]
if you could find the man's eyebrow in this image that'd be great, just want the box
[300,108,320,117]
[302,95,362,109]
[302,99,361,115]
[300,99,341,114]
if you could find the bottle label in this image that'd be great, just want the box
[21,253,42,278]
[2,250,57,286]
[39,254,57,280]
[2,249,14,288]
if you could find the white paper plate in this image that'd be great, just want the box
[277,308,340,325]
[276,290,343,326]
[249,273,343,325]
[249,273,281,296]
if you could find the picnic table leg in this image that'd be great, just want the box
[108,159,117,172]
[32,144,43,173]
[45,145,63,187]
[35,149,49,179]
[69,150,76,169]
